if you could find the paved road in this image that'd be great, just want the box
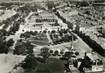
[71,32,92,56]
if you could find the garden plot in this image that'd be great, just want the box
[21,31,49,46]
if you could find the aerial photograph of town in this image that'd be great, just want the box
[0,0,105,73]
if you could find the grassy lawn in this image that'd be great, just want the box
[30,40,49,46]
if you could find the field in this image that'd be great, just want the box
[0,54,25,73]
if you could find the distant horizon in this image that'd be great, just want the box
[0,0,46,2]
[0,0,104,3]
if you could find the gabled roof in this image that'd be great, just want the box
[86,53,99,61]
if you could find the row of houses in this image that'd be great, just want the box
[27,10,64,31]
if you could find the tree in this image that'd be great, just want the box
[14,43,26,55]
[51,30,56,34]
[25,41,34,54]
[35,58,65,73]
[64,52,73,59]
[0,38,9,53]
[0,29,8,36]
[46,1,55,10]
[6,39,14,47]
[75,51,79,56]
[54,50,59,56]
[40,47,50,63]
[47,58,65,73]
[21,54,38,69]
[43,30,47,34]
[14,41,34,55]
